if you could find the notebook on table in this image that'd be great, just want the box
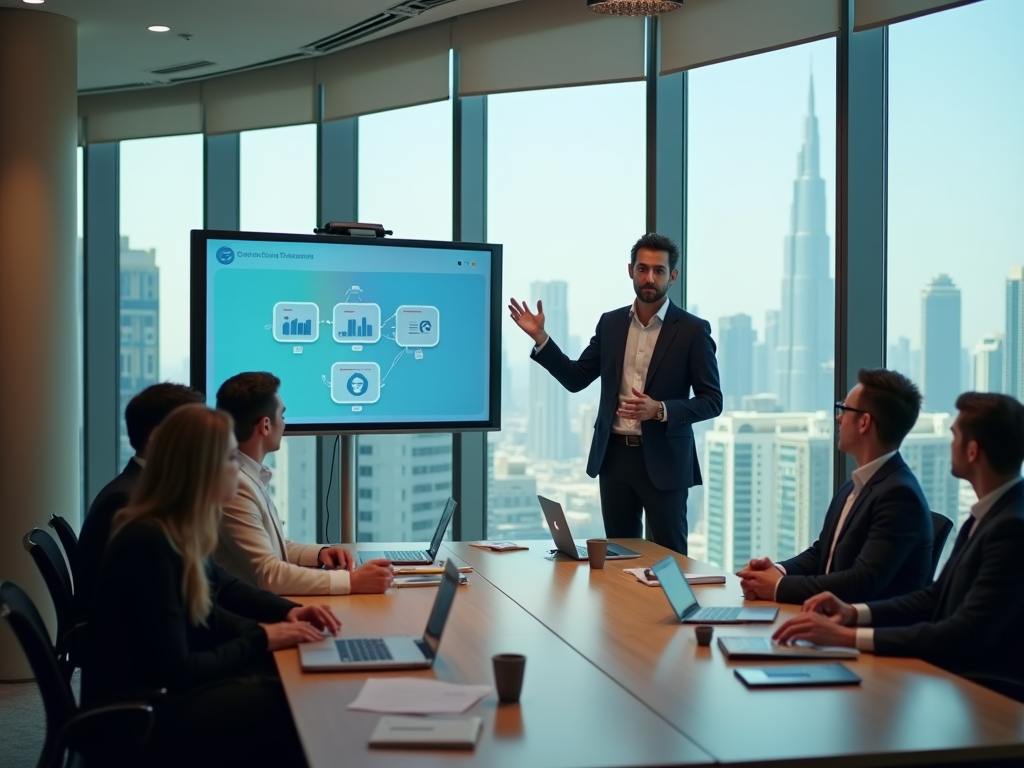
[718,636,860,660]
[734,663,861,688]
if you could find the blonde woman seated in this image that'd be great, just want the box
[84,405,330,767]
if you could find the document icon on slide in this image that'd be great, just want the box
[331,362,381,405]
[273,302,320,343]
[395,306,440,348]
[333,303,381,344]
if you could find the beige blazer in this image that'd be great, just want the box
[215,454,351,595]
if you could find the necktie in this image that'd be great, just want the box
[950,515,976,557]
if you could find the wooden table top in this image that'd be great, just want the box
[444,539,1024,767]
[276,547,712,768]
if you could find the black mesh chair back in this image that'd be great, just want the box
[0,581,77,766]
[23,528,77,672]
[930,512,955,575]
[48,514,80,588]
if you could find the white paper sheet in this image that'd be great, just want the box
[348,678,492,714]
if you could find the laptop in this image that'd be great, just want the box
[358,497,456,565]
[299,559,460,671]
[538,495,640,561]
[652,556,778,624]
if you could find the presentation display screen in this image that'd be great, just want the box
[191,230,502,434]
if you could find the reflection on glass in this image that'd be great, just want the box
[687,40,837,571]
[488,83,646,541]
[240,124,318,542]
[356,101,454,543]
[887,0,1024,545]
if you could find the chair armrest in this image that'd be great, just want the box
[50,702,155,768]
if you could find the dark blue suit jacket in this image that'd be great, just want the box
[531,301,722,491]
[776,453,933,604]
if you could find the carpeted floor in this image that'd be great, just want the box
[0,671,79,768]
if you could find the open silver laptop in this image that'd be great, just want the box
[299,560,460,671]
[358,497,456,565]
[538,495,640,561]
[652,556,777,624]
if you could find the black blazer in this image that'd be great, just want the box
[776,453,933,604]
[76,459,297,624]
[83,520,282,706]
[531,301,722,490]
[868,481,1024,685]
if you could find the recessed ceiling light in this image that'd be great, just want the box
[23,1,46,5]
[148,25,171,32]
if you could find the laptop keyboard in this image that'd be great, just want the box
[694,606,743,621]
[336,638,393,662]
[575,545,589,557]
[383,550,428,561]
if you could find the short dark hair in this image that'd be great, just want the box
[125,383,205,453]
[955,392,1024,474]
[856,368,922,447]
[630,233,679,271]
[215,372,282,442]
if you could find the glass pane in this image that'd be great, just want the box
[687,40,837,571]
[887,0,1024,536]
[119,135,203,467]
[356,101,454,543]
[77,147,84,519]
[488,83,646,540]
[239,124,319,542]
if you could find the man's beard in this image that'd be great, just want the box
[634,281,668,304]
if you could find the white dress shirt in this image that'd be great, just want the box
[215,451,351,595]
[852,475,1024,651]
[533,298,670,434]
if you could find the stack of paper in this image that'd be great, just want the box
[623,567,726,587]
[469,541,529,551]
[349,678,492,714]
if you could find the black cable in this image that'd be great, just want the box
[323,434,340,545]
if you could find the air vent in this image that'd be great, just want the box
[150,60,216,76]
[306,0,458,53]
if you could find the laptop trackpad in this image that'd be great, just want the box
[385,635,429,663]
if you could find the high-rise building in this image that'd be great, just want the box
[529,280,571,460]
[973,332,1004,393]
[355,434,453,542]
[920,274,961,415]
[774,419,833,561]
[119,237,160,466]
[753,310,779,397]
[1004,266,1023,400]
[887,336,912,380]
[488,448,545,539]
[776,76,834,413]
[902,413,959,522]
[718,313,756,411]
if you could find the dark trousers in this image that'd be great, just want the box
[598,438,689,555]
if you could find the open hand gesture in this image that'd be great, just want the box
[508,298,548,346]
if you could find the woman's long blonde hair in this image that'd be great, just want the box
[112,404,235,625]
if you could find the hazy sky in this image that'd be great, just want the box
[103,0,1023,384]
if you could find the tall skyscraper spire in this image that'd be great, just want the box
[776,73,834,412]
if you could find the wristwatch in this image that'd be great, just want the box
[656,402,665,421]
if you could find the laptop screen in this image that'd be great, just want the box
[652,556,699,620]
[422,559,460,655]
[427,498,457,557]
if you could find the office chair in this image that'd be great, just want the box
[23,529,83,677]
[0,581,155,768]
[48,514,80,588]
[930,512,954,576]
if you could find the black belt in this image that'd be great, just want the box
[611,434,642,446]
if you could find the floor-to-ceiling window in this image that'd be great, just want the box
[118,134,203,467]
[686,40,837,572]
[356,100,454,543]
[886,0,1024,533]
[77,147,84,518]
[239,124,319,542]
[488,82,646,540]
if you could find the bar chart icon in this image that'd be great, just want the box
[333,303,381,344]
[272,302,320,343]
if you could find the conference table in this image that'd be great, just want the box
[276,539,1024,768]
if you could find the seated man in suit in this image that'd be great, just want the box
[76,383,335,632]
[215,372,393,595]
[738,368,933,604]
[775,392,1024,695]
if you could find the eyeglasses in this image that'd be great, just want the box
[835,401,871,418]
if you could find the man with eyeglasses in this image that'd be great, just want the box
[737,368,933,604]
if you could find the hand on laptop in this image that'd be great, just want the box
[261,621,326,650]
[318,545,356,570]
[801,591,858,626]
[287,605,341,636]
[350,559,395,594]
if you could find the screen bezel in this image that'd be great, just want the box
[190,228,502,435]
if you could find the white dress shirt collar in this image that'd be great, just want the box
[132,455,146,468]
[236,450,273,490]
[969,476,1023,529]
[851,450,897,493]
[629,297,670,327]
